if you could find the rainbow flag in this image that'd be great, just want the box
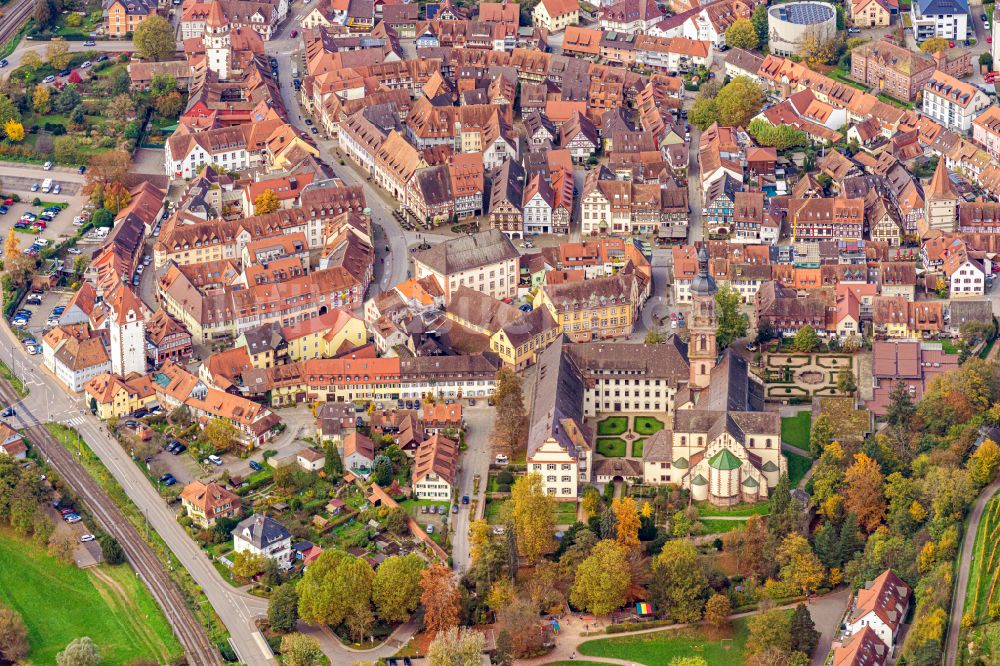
[636,601,652,616]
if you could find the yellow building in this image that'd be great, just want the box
[106,0,154,37]
[489,307,562,370]
[851,0,891,27]
[84,373,158,420]
[534,273,639,343]
[533,0,580,32]
[282,308,368,361]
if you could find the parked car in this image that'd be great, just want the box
[171,444,187,455]
[83,40,96,46]
[67,248,81,255]
[1,407,15,417]
[80,534,95,542]
[30,183,39,192]
[462,495,469,504]
[495,454,509,464]
[0,59,7,68]
[207,454,223,466]
[249,460,262,472]
[42,75,55,84]
[452,504,459,513]
[0,205,7,215]
[426,524,435,534]
[43,161,52,171]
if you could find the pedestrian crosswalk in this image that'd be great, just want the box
[63,415,85,427]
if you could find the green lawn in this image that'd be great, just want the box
[966,492,1000,624]
[0,530,182,664]
[596,437,627,457]
[780,411,811,452]
[941,339,961,355]
[597,416,628,436]
[631,439,645,457]
[696,502,770,518]
[486,498,576,525]
[700,518,747,534]
[633,416,665,435]
[784,451,813,487]
[553,502,578,525]
[580,617,752,664]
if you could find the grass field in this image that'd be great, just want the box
[597,437,627,457]
[634,416,665,435]
[632,439,645,457]
[966,492,1000,624]
[0,529,181,664]
[696,502,770,518]
[784,451,813,487]
[701,518,747,534]
[781,411,811,451]
[580,617,751,664]
[597,416,628,436]
[486,499,577,525]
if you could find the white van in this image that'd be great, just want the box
[41,178,53,193]
[207,454,223,466]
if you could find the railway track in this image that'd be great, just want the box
[0,378,223,666]
[0,0,33,48]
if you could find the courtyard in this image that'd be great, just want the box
[594,415,665,458]
[762,353,856,402]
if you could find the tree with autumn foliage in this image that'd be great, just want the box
[509,473,555,562]
[844,453,886,533]
[612,496,640,551]
[85,150,131,206]
[420,563,460,636]
[777,533,825,596]
[4,229,33,285]
[569,539,630,616]
[103,181,132,215]
[254,188,281,215]
[491,367,527,457]
[3,120,24,143]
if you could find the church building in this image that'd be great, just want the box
[526,244,785,505]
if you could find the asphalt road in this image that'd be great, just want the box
[449,405,498,573]
[2,40,134,76]
[265,7,411,292]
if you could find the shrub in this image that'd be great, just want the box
[498,471,514,485]
[496,483,511,493]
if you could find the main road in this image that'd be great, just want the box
[264,12,412,292]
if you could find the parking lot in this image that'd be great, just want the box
[12,289,73,342]
[0,164,91,250]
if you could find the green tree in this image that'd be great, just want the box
[279,633,324,666]
[715,284,748,350]
[747,119,808,150]
[793,325,820,352]
[810,413,834,457]
[55,84,81,114]
[47,41,71,70]
[426,627,486,666]
[689,95,718,130]
[510,473,555,562]
[569,539,630,615]
[644,330,666,345]
[99,534,125,565]
[297,550,374,636]
[725,18,758,50]
[106,94,135,122]
[716,76,764,128]
[323,439,343,480]
[268,584,299,633]
[789,603,820,656]
[746,608,791,659]
[53,136,78,164]
[34,0,54,28]
[91,209,114,228]
[372,454,393,486]
[153,91,183,119]
[751,3,769,44]
[56,636,101,666]
[649,541,707,622]
[0,603,29,663]
[232,550,268,581]
[837,367,857,395]
[494,629,514,666]
[492,367,527,457]
[134,15,177,61]
[372,553,425,623]
[150,73,178,96]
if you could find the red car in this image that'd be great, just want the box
[3,198,11,205]
[949,41,955,47]
[989,37,994,44]
[290,29,298,37]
